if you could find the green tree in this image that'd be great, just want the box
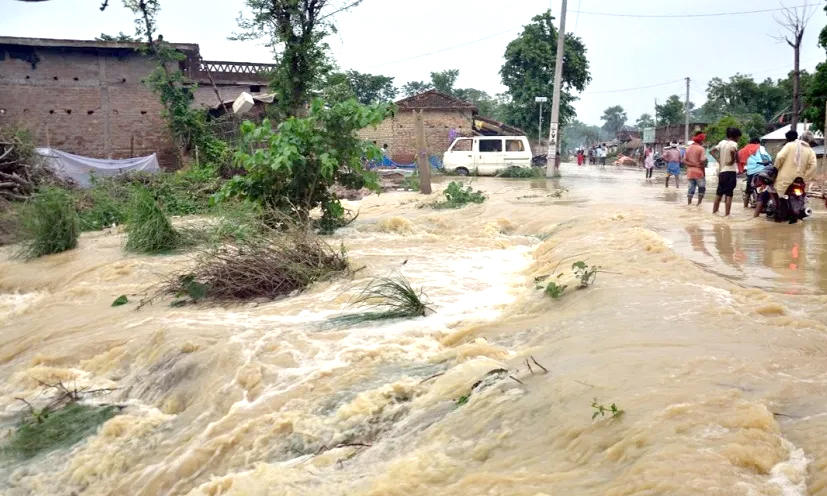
[705,115,750,148]
[400,80,433,97]
[635,113,655,130]
[345,70,396,104]
[95,32,138,42]
[600,105,627,135]
[500,10,591,139]
[431,69,459,94]
[656,95,693,126]
[217,99,392,228]
[803,5,827,131]
[231,0,364,117]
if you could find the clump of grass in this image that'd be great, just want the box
[149,214,348,304]
[18,187,80,259]
[402,172,420,192]
[496,166,543,178]
[76,184,128,231]
[591,398,623,420]
[331,272,432,326]
[2,403,119,460]
[124,187,180,254]
[432,181,486,209]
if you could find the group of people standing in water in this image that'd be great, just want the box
[642,127,819,217]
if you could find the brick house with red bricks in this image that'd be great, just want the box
[0,36,275,168]
[360,90,478,164]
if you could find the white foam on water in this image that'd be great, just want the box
[767,437,810,496]
[0,291,46,324]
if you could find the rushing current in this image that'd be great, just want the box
[2,164,827,496]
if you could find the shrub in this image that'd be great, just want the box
[18,187,80,259]
[150,215,348,304]
[215,99,393,230]
[432,181,486,209]
[76,183,128,231]
[402,172,420,192]
[544,281,567,299]
[331,272,431,326]
[124,187,180,254]
[496,166,543,178]
[2,403,119,460]
[572,261,599,288]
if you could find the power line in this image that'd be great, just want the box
[571,4,813,19]
[584,79,684,95]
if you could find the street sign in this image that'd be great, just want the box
[549,122,559,146]
[643,127,655,144]
[535,97,548,103]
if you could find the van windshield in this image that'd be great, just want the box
[451,139,472,152]
[479,140,503,153]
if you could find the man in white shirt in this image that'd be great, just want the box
[711,127,742,216]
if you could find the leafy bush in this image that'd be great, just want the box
[124,187,180,254]
[216,99,393,229]
[76,182,128,231]
[2,403,118,460]
[496,166,542,178]
[402,172,420,192]
[432,181,486,209]
[18,187,80,259]
[544,281,567,299]
[150,214,348,304]
[331,272,431,326]
[572,261,599,288]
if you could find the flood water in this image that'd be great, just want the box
[3,164,827,495]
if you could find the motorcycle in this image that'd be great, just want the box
[653,153,666,170]
[753,167,813,223]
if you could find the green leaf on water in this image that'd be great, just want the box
[111,295,128,307]
[456,395,470,407]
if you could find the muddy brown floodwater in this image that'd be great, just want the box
[3,164,827,495]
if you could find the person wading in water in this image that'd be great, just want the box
[684,132,708,206]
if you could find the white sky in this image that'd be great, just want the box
[3,0,826,125]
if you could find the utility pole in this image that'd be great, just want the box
[684,77,691,145]
[535,96,548,154]
[654,98,658,128]
[414,110,432,195]
[546,0,568,177]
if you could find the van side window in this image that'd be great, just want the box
[451,139,472,152]
[506,140,525,152]
[479,139,503,152]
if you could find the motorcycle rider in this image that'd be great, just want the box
[754,130,817,219]
[741,137,772,208]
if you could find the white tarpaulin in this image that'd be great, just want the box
[36,148,161,187]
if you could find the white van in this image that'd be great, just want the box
[442,136,533,176]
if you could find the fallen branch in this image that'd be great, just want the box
[0,145,14,162]
[315,442,372,455]
[419,371,445,384]
[530,356,549,374]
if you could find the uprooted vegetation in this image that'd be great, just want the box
[0,127,62,203]
[17,187,80,259]
[2,381,122,460]
[124,187,183,254]
[537,261,601,299]
[496,166,543,178]
[431,181,487,209]
[146,214,348,305]
[330,272,432,326]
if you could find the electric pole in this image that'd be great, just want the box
[546,0,568,177]
[535,96,548,154]
[684,77,690,145]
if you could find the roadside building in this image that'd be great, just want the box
[0,36,276,168]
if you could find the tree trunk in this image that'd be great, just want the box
[792,43,801,130]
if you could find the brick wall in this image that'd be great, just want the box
[360,109,473,163]
[0,45,252,169]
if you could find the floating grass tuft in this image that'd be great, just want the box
[331,272,431,326]
[18,187,80,259]
[124,187,180,254]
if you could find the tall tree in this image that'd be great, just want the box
[656,95,693,126]
[430,69,460,95]
[500,10,591,140]
[774,3,819,129]
[400,80,433,97]
[600,105,627,135]
[803,5,827,130]
[342,70,396,104]
[635,113,655,130]
[231,0,364,117]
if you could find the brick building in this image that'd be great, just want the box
[360,90,477,164]
[0,36,275,168]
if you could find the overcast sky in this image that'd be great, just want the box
[3,0,826,125]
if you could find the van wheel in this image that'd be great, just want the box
[455,167,469,176]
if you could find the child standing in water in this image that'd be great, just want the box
[644,146,654,180]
